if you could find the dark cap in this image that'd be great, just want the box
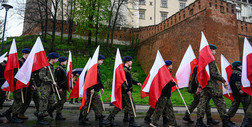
[48,52,59,59]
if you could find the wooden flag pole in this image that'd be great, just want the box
[173,80,190,114]
[99,91,105,111]
[225,87,230,97]
[87,94,93,113]
[71,74,73,89]
[125,80,137,117]
[21,88,24,103]
[48,66,61,100]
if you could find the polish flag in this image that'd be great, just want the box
[80,46,99,110]
[69,58,91,99]
[241,38,252,96]
[221,54,233,101]
[171,45,197,93]
[111,48,126,111]
[0,52,8,63]
[141,50,173,108]
[66,51,72,93]
[1,39,19,92]
[197,32,215,88]
[15,37,49,90]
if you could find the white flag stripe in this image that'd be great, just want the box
[242,38,252,88]
[88,46,100,69]
[111,48,123,103]
[176,45,196,88]
[221,54,232,95]
[200,32,210,77]
[79,58,91,97]
[142,50,166,93]
[66,51,72,76]
[0,52,8,63]
[15,37,44,85]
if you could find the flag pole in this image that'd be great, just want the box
[71,74,73,89]
[99,91,105,111]
[225,87,230,97]
[87,94,93,113]
[48,66,61,100]
[174,80,190,114]
[125,80,136,117]
[21,88,24,103]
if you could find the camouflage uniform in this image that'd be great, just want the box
[151,81,176,126]
[55,64,68,114]
[19,71,40,114]
[228,68,249,118]
[0,61,7,109]
[245,96,252,119]
[80,66,104,119]
[197,61,228,120]
[38,63,56,117]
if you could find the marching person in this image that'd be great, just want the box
[37,52,59,125]
[196,44,236,127]
[149,60,178,127]
[103,56,141,127]
[69,72,80,104]
[183,65,219,125]
[55,56,68,120]
[79,55,105,126]
[0,59,7,114]
[227,61,249,125]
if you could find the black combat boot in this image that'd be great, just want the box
[56,113,66,120]
[2,108,12,121]
[240,118,251,127]
[103,114,117,126]
[37,116,49,125]
[222,119,237,127]
[79,116,91,125]
[11,114,24,123]
[195,118,208,127]
[96,114,105,121]
[99,116,106,127]
[149,122,159,127]
[123,113,130,122]
[129,117,141,127]
[183,114,194,123]
[163,116,169,124]
[207,118,220,125]
[144,116,151,123]
[227,116,235,125]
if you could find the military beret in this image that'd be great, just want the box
[22,48,31,53]
[232,61,242,67]
[58,56,67,62]
[48,52,59,59]
[209,44,217,50]
[123,56,132,62]
[98,55,105,60]
[165,60,172,66]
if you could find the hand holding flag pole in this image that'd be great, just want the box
[173,79,190,114]
[48,66,61,100]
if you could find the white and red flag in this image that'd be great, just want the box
[141,50,173,108]
[197,32,215,88]
[0,52,8,63]
[15,37,49,90]
[80,46,100,110]
[241,38,252,96]
[221,54,233,101]
[172,45,197,93]
[66,51,72,93]
[111,48,126,111]
[69,58,91,99]
[2,39,19,92]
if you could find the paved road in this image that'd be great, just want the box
[0,107,244,127]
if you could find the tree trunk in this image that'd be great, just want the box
[95,2,100,46]
[37,0,45,40]
[106,0,115,49]
[51,0,59,52]
[44,0,48,43]
[68,0,75,44]
[60,0,64,43]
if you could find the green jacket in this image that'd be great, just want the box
[206,61,226,89]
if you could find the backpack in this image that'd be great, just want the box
[188,66,198,93]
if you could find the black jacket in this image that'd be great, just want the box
[122,66,139,94]
[230,68,248,97]
[55,64,68,90]
[161,81,176,98]
[91,66,104,92]
[0,61,7,86]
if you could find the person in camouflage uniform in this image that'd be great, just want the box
[103,56,142,127]
[2,48,31,123]
[183,65,219,125]
[144,106,169,124]
[79,55,106,126]
[55,56,68,120]
[0,60,7,113]
[227,61,249,125]
[37,52,59,125]
[149,60,177,127]
[240,95,252,127]
[196,44,235,127]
